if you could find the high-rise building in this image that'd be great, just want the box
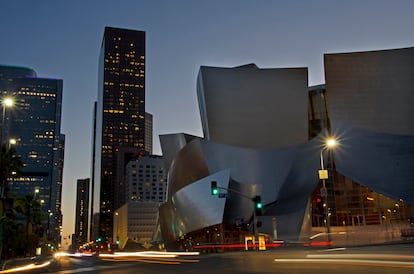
[0,64,64,244]
[75,178,90,247]
[94,26,150,240]
[112,155,166,248]
[145,112,153,155]
[125,155,166,203]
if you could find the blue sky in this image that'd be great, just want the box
[1,0,414,242]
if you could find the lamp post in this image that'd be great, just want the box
[0,97,14,199]
[34,188,40,199]
[47,209,53,240]
[318,137,337,242]
[0,97,13,261]
[115,212,119,247]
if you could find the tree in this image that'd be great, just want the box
[1,216,26,259]
[0,144,24,259]
[14,194,44,256]
[0,144,24,198]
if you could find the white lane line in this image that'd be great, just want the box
[316,247,347,253]
[307,253,414,260]
[274,258,414,267]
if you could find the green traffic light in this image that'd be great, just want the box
[253,195,263,212]
[211,181,219,195]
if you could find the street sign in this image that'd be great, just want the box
[218,193,228,198]
[318,169,328,179]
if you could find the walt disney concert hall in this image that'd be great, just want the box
[154,47,414,249]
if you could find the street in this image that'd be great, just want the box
[17,242,413,274]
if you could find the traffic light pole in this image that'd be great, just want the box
[210,182,262,245]
[320,149,331,243]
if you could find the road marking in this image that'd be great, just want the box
[274,258,414,268]
[307,253,414,260]
[316,247,347,252]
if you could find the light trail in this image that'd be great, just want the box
[54,251,95,258]
[0,261,51,273]
[98,250,200,265]
[99,252,177,258]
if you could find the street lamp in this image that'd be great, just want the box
[34,187,39,196]
[47,209,53,240]
[0,97,14,198]
[318,137,338,242]
[9,138,16,148]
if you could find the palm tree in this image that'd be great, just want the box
[14,194,44,256]
[0,144,24,259]
[0,144,23,198]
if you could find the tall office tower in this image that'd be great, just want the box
[94,26,148,240]
[0,64,64,245]
[145,112,153,155]
[89,101,98,242]
[75,178,90,247]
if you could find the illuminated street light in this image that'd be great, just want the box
[326,137,337,148]
[3,98,14,108]
[318,136,338,242]
[9,138,16,146]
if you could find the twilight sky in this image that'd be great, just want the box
[1,0,414,242]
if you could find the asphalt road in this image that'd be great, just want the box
[21,242,414,274]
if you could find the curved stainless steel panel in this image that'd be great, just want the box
[197,64,309,148]
[167,138,210,197]
[332,123,414,202]
[159,133,200,172]
[172,170,230,233]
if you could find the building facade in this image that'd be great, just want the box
[320,47,414,226]
[157,64,316,248]
[75,178,90,247]
[0,64,65,245]
[111,155,166,248]
[145,112,153,155]
[114,202,161,249]
[125,155,167,203]
[155,47,414,249]
[94,26,150,241]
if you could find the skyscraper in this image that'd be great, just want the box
[94,27,148,240]
[75,178,89,246]
[0,64,64,244]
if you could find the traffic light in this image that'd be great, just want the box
[211,181,219,195]
[315,196,324,213]
[253,195,263,215]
